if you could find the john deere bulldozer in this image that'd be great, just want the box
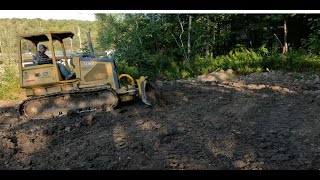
[17,31,153,119]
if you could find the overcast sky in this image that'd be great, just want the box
[0,10,96,21]
[0,10,319,21]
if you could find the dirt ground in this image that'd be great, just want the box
[1,70,320,170]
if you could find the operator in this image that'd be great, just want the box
[33,44,75,80]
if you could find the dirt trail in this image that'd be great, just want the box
[1,71,320,170]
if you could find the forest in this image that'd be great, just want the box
[94,14,320,79]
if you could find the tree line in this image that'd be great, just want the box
[95,14,320,79]
[0,18,97,65]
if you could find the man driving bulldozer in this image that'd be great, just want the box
[33,44,76,80]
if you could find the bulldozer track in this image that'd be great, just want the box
[19,88,119,120]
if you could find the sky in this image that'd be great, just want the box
[1,10,320,21]
[0,10,96,21]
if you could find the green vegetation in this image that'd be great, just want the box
[2,14,320,99]
[0,64,21,100]
[95,14,320,80]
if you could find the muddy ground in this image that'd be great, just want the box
[1,70,320,170]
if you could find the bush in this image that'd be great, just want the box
[191,47,264,76]
[112,46,320,81]
[262,49,320,73]
[115,61,140,79]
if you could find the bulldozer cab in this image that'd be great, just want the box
[18,31,75,88]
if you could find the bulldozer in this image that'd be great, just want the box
[17,31,153,119]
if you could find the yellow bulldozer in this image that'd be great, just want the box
[17,31,154,119]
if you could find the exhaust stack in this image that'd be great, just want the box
[86,31,95,58]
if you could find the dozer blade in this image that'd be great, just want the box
[136,76,151,106]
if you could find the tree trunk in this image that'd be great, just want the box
[213,16,216,56]
[152,14,155,22]
[177,15,188,62]
[206,15,211,58]
[282,20,288,55]
[217,20,221,55]
[70,38,73,52]
[0,41,3,54]
[188,15,192,62]
[78,26,82,50]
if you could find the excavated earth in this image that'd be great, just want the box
[1,70,320,170]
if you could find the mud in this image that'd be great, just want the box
[1,71,320,170]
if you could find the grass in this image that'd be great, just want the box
[0,64,21,100]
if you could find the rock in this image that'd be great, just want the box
[271,86,282,91]
[234,160,247,168]
[3,112,11,117]
[219,69,225,74]
[211,82,217,85]
[135,120,144,126]
[168,159,179,167]
[305,161,312,164]
[282,88,291,93]
[233,81,244,87]
[177,127,186,133]
[115,137,123,142]
[155,81,163,87]
[258,84,267,89]
[269,130,278,134]
[86,114,94,125]
[182,96,189,102]
[65,127,71,132]
[226,69,234,76]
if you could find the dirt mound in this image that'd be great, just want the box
[1,71,320,169]
[196,69,235,84]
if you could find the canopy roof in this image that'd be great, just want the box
[20,31,74,43]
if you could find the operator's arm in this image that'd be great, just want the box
[32,53,40,64]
